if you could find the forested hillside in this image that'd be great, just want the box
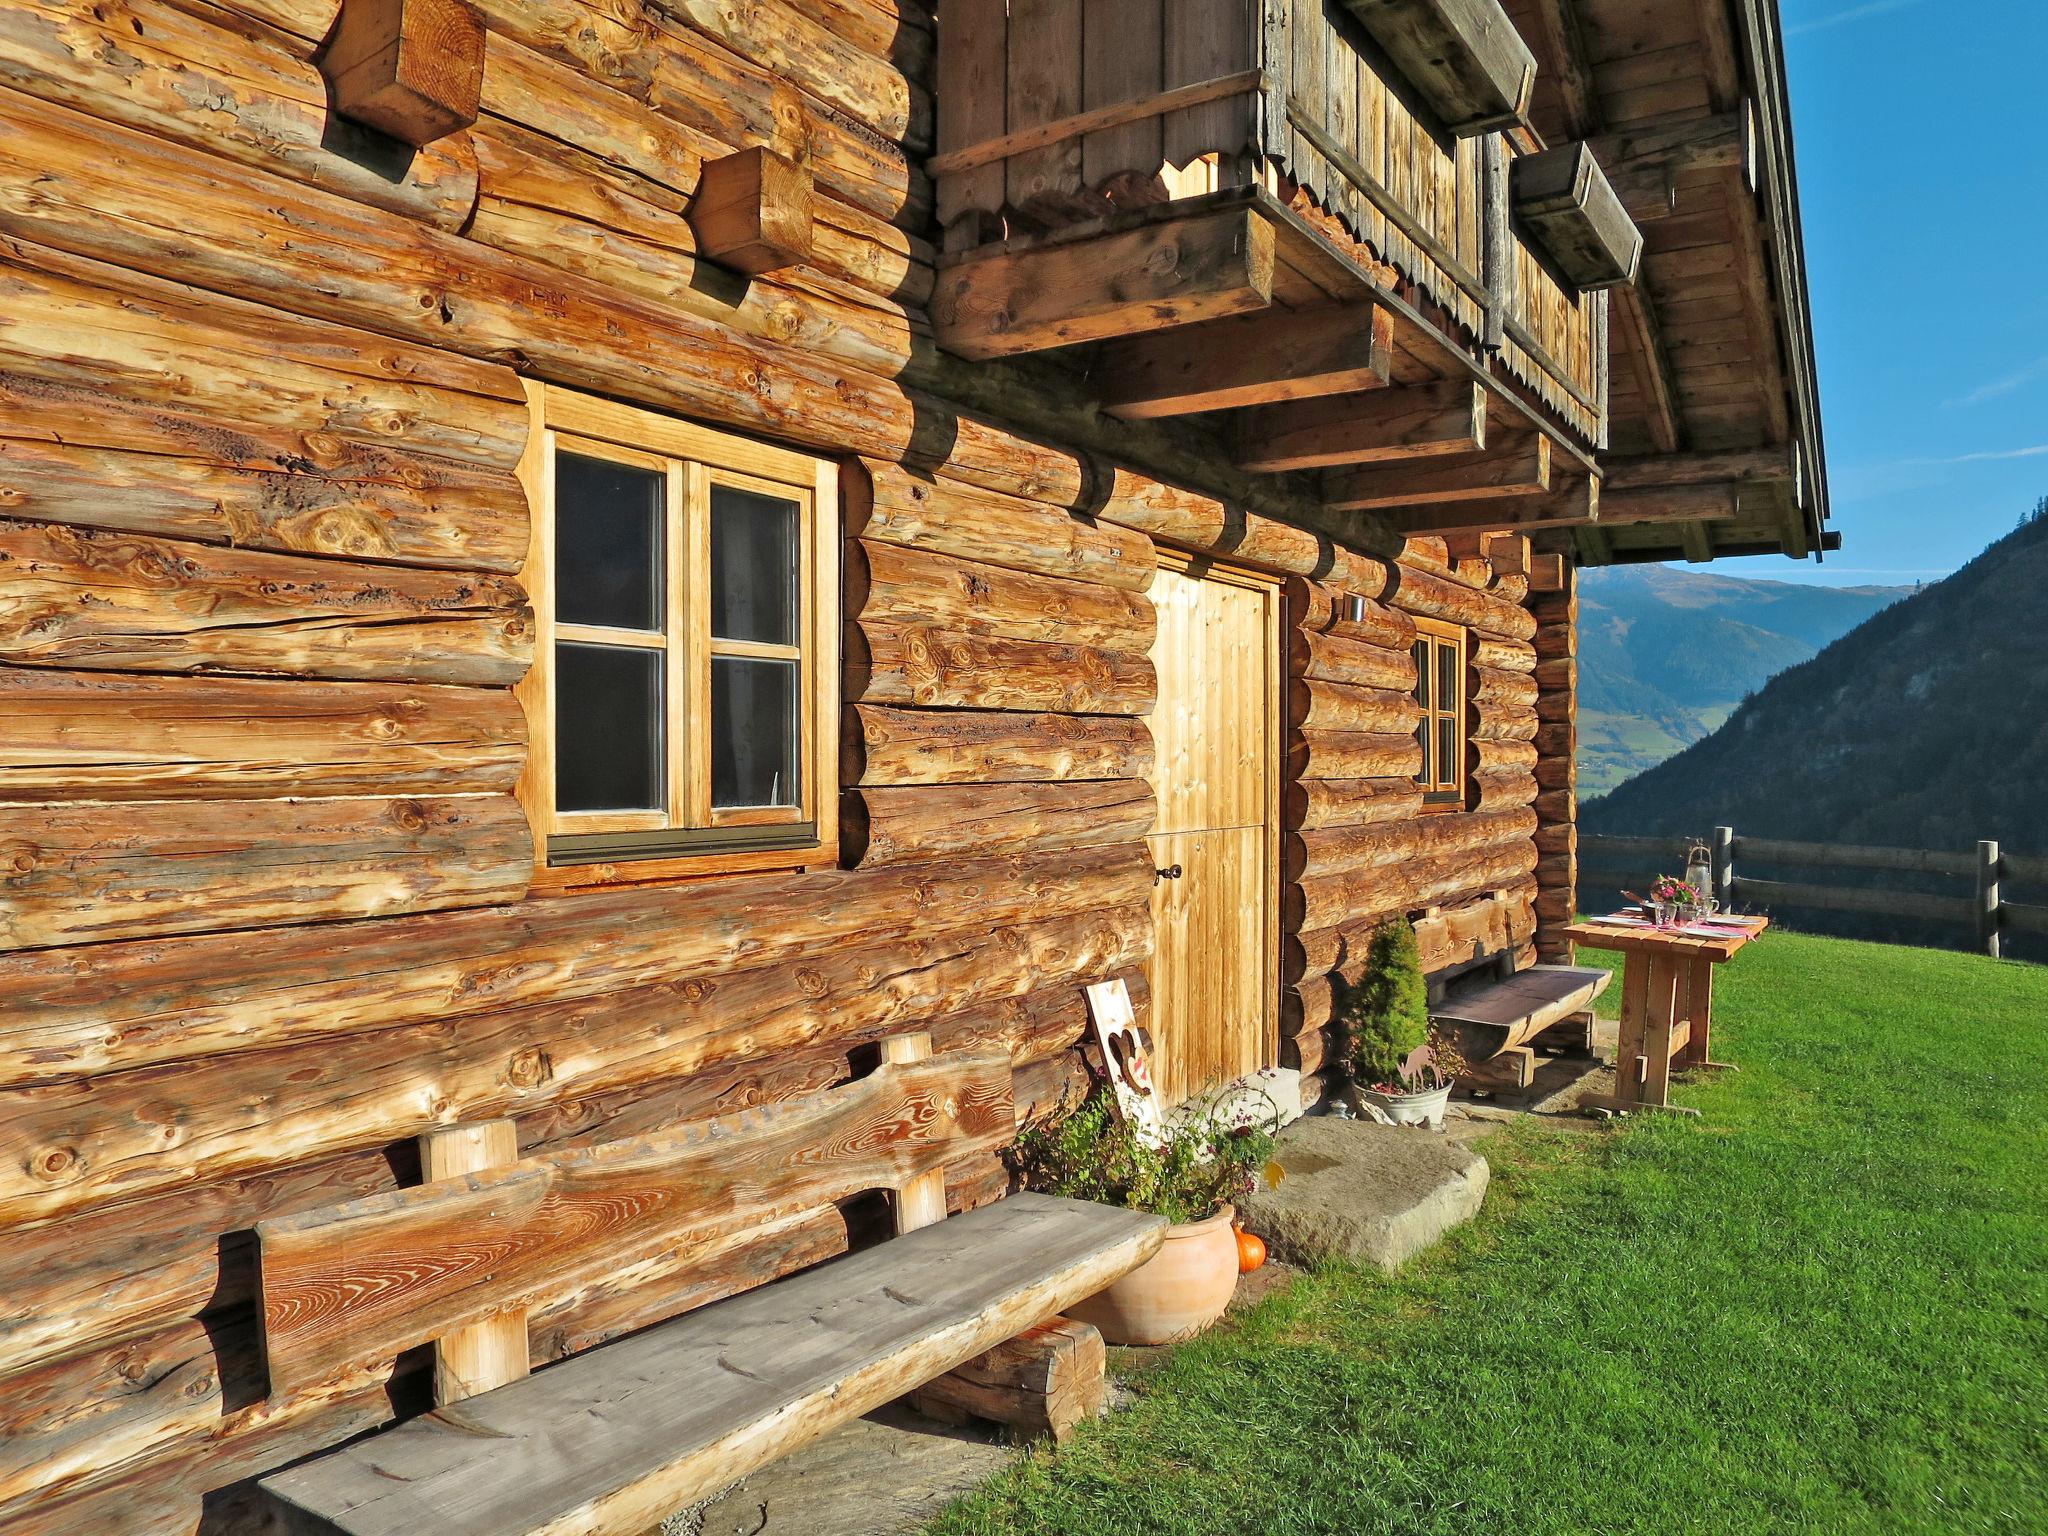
[1577,565,1906,793]
[1584,510,2048,955]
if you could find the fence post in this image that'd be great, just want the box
[1712,826,1735,908]
[1976,840,2002,959]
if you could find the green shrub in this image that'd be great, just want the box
[1011,1090,1274,1227]
[1342,917,1431,1086]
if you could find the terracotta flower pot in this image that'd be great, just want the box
[1066,1204,1240,1346]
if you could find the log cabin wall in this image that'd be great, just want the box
[0,2,1568,1530]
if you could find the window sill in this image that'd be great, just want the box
[530,843,834,895]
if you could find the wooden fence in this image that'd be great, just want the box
[1581,828,2047,959]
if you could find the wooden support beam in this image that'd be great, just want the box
[1679,520,1714,563]
[1602,446,1798,490]
[1325,431,1549,510]
[911,1316,1108,1443]
[1576,525,1613,565]
[1238,379,1485,473]
[320,0,484,147]
[419,1120,530,1406]
[932,208,1276,360]
[1527,551,1568,591]
[1378,475,1596,536]
[690,147,816,276]
[1613,284,1681,455]
[884,1032,950,1233]
[1599,483,1740,526]
[1090,303,1392,419]
[1591,106,1756,222]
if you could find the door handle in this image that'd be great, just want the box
[1154,863,1182,883]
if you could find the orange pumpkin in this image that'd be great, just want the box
[1234,1225,1267,1274]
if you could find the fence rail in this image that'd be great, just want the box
[1580,827,2038,958]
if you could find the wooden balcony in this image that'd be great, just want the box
[929,0,1634,537]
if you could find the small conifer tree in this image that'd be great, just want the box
[1342,918,1431,1086]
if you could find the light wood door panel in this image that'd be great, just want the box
[1144,560,1277,1106]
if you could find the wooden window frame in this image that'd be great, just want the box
[1411,614,1469,811]
[516,383,840,889]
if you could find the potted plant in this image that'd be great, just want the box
[1010,1090,1274,1345]
[1340,918,1467,1128]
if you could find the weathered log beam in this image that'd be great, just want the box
[841,704,1154,787]
[1377,476,1598,536]
[1590,105,1755,221]
[1284,779,1422,832]
[932,208,1276,361]
[1088,303,1391,420]
[1290,628,1417,692]
[847,539,1155,650]
[842,781,1156,866]
[1237,380,1486,473]
[1600,445,1798,491]
[0,670,521,802]
[0,843,1154,1088]
[0,795,529,952]
[847,621,1156,715]
[1324,431,1550,511]
[911,1316,1107,1444]
[1287,581,1416,649]
[1597,483,1743,526]
[689,146,815,275]
[322,0,486,147]
[1287,730,1423,782]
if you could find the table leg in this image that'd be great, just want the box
[1612,954,1649,1106]
[1643,954,1688,1108]
[1678,958,1737,1072]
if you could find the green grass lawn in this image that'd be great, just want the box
[930,931,2048,1535]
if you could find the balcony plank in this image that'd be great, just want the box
[1236,379,1485,472]
[1090,303,1391,419]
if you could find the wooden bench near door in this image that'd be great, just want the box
[254,1031,1165,1535]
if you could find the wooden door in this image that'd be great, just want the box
[1144,556,1279,1105]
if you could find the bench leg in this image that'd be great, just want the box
[420,1120,531,1406]
[910,1316,1108,1443]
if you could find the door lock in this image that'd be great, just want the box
[1154,863,1183,883]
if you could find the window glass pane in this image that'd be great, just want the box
[711,484,800,646]
[556,451,663,631]
[1436,716,1457,790]
[555,642,664,811]
[1415,717,1432,788]
[1412,639,1431,708]
[712,656,800,808]
[1437,640,1459,707]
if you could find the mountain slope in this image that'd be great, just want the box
[1576,565,1908,793]
[1583,515,2048,926]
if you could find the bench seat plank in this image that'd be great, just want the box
[261,1194,1165,1536]
[1433,964,1610,1056]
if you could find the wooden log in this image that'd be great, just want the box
[0,519,531,685]
[0,432,528,572]
[323,0,486,146]
[848,620,1155,715]
[1323,432,1551,510]
[1290,627,1417,692]
[0,842,1153,1087]
[848,538,1155,650]
[688,145,814,274]
[1534,656,1576,693]
[931,208,1276,360]
[1472,710,1539,743]
[0,0,480,227]
[841,703,1154,786]
[1291,808,1536,884]
[0,903,1148,1227]
[1281,1023,1330,1077]
[1288,679,1423,735]
[930,972,1144,1071]
[0,248,525,475]
[1387,558,1538,640]
[842,781,1156,865]
[0,1048,855,1380]
[1091,303,1391,419]
[1237,380,1486,473]
[849,461,1155,593]
[1288,730,1422,782]
[1471,666,1541,711]
[0,670,521,802]
[1287,580,1414,649]
[1472,766,1540,811]
[255,1048,1010,1395]
[1472,635,1537,674]
[1014,1047,1091,1127]
[1475,738,1540,773]
[910,1316,1107,1443]
[1285,778,1423,831]
[0,794,530,952]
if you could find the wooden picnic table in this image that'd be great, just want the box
[1564,912,1770,1117]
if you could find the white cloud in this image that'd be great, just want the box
[1945,355,2048,408]
[1786,0,1924,36]
[1898,443,2048,466]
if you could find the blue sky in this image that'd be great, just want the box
[1709,0,2047,587]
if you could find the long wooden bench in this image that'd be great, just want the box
[253,1030,1165,1536]
[1433,963,1610,1090]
